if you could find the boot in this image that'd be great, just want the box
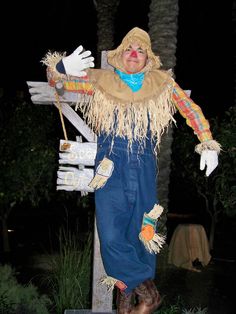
[131,280,162,314]
[116,289,134,314]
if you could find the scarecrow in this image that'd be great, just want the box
[42,27,221,314]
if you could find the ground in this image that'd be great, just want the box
[156,258,235,313]
[2,216,236,314]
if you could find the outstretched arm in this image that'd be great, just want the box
[172,82,221,176]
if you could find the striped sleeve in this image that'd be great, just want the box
[172,82,213,142]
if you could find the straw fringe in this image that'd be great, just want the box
[139,232,166,254]
[148,204,164,219]
[77,84,176,154]
[139,204,166,254]
[195,139,222,154]
[41,51,68,80]
[41,51,65,67]
[99,276,118,292]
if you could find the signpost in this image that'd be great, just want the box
[27,52,114,313]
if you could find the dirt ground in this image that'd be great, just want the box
[155,219,236,314]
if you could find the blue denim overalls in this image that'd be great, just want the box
[95,134,158,293]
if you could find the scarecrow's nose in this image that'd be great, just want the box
[130,50,138,58]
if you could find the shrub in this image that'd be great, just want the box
[0,264,51,314]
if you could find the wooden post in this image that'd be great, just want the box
[90,51,115,313]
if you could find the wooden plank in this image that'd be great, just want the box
[26,81,91,105]
[58,103,97,142]
[91,51,114,313]
[27,81,56,104]
[59,140,97,166]
[57,167,94,192]
[64,311,115,314]
[92,220,114,312]
[27,82,96,141]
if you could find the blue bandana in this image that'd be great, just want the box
[115,69,144,92]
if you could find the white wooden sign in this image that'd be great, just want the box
[59,140,97,166]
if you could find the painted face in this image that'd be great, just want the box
[122,43,148,73]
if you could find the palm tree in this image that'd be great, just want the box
[148,0,179,235]
[233,0,236,105]
[148,0,179,271]
[93,0,120,67]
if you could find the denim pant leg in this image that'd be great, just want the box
[125,152,158,278]
[95,143,158,293]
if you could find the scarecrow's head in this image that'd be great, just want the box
[107,27,161,73]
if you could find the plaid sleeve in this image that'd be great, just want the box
[172,82,213,142]
[43,52,94,95]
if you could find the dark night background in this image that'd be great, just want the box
[0,0,234,241]
[0,0,235,247]
[0,0,234,118]
[0,1,235,312]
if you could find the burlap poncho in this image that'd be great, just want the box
[84,28,176,151]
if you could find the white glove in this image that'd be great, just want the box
[200,150,218,176]
[57,166,94,192]
[62,45,95,77]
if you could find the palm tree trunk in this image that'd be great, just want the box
[94,0,120,67]
[233,0,236,105]
[148,0,179,269]
[148,0,179,234]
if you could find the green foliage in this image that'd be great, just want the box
[0,94,94,218]
[182,307,207,314]
[154,295,208,314]
[45,228,92,313]
[0,264,51,314]
[0,96,59,211]
[211,107,236,217]
[156,304,180,314]
[171,106,236,219]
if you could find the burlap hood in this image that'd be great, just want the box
[107,27,161,73]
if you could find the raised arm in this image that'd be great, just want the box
[41,46,95,94]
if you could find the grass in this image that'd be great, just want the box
[44,228,92,314]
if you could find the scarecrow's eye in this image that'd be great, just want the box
[137,48,145,54]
